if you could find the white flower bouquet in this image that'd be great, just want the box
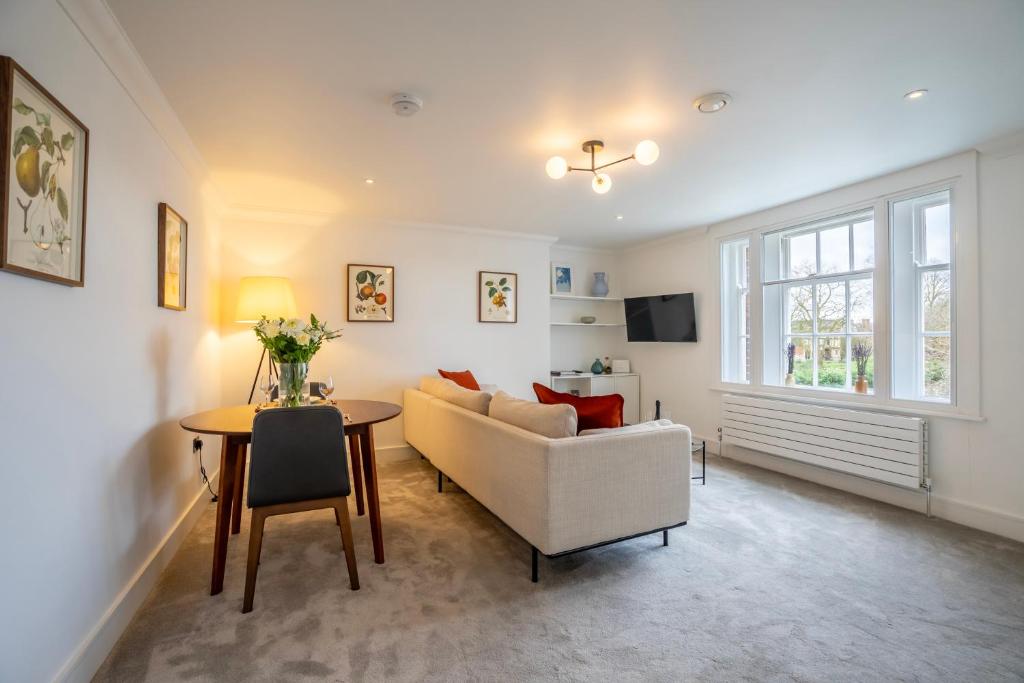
[253,315,341,405]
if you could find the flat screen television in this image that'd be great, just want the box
[624,293,697,342]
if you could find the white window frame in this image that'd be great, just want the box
[720,237,751,384]
[893,190,956,404]
[711,151,980,421]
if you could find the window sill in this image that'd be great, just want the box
[710,383,985,422]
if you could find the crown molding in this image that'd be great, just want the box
[974,129,1024,159]
[623,225,709,253]
[57,0,211,185]
[382,219,559,244]
[550,243,615,255]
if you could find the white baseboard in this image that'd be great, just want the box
[722,444,1024,543]
[376,443,419,463]
[54,470,220,683]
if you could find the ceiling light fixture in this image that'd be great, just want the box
[546,139,659,194]
[693,92,732,113]
[364,178,375,184]
[616,214,624,221]
[904,89,928,100]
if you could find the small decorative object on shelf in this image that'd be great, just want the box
[785,343,796,386]
[591,272,609,297]
[253,314,342,407]
[611,359,630,373]
[580,315,596,324]
[590,358,605,374]
[853,340,872,394]
[603,356,612,374]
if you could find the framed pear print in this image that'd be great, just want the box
[157,203,187,310]
[347,264,394,321]
[1,57,89,286]
[479,271,517,323]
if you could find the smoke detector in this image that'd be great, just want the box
[391,92,423,117]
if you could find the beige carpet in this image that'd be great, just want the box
[93,454,1024,682]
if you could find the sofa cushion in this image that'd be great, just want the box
[437,368,481,391]
[579,419,675,436]
[419,376,491,414]
[488,390,577,438]
[532,383,624,433]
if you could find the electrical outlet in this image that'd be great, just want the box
[192,437,203,452]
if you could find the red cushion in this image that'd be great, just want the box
[532,383,623,433]
[438,369,481,391]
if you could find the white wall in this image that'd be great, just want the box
[0,2,222,681]
[620,143,1024,542]
[219,217,552,450]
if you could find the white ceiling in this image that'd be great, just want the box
[107,0,1024,248]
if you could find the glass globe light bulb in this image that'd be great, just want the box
[592,173,612,194]
[634,139,660,166]
[545,156,568,179]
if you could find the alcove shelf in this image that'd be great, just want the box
[550,294,624,302]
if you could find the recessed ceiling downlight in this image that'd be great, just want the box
[904,89,928,100]
[693,92,732,113]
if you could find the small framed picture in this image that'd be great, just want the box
[157,203,187,310]
[551,263,573,294]
[479,271,517,323]
[348,264,394,321]
[1,56,89,286]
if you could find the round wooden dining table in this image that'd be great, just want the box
[180,400,402,596]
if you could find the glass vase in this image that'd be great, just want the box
[278,362,309,407]
[591,272,609,297]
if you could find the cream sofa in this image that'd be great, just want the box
[403,382,691,581]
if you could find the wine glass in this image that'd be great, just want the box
[258,375,276,405]
[321,375,335,403]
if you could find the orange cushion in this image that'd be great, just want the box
[532,383,624,433]
[438,369,481,391]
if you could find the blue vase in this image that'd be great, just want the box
[590,358,604,374]
[592,272,609,297]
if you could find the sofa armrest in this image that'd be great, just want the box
[543,425,691,554]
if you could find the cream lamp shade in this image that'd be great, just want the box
[234,276,298,323]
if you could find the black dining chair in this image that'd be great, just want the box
[243,405,359,613]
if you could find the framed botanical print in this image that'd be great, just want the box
[157,203,187,310]
[479,271,517,323]
[347,264,394,321]
[1,56,89,286]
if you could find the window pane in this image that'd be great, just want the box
[924,203,951,265]
[819,225,850,274]
[852,336,874,391]
[786,337,813,386]
[786,232,817,278]
[853,219,874,270]
[816,281,846,333]
[924,336,951,399]
[787,285,813,334]
[849,277,873,333]
[921,269,950,332]
[721,238,750,383]
[817,337,848,388]
[891,189,953,403]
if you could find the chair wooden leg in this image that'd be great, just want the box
[335,499,360,590]
[334,507,341,526]
[242,509,267,613]
[348,434,365,516]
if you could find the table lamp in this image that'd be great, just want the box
[235,276,298,403]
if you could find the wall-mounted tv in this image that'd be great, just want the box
[624,293,697,342]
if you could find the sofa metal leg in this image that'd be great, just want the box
[663,529,669,546]
[531,547,539,583]
[437,470,443,493]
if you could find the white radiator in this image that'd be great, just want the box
[721,394,926,490]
